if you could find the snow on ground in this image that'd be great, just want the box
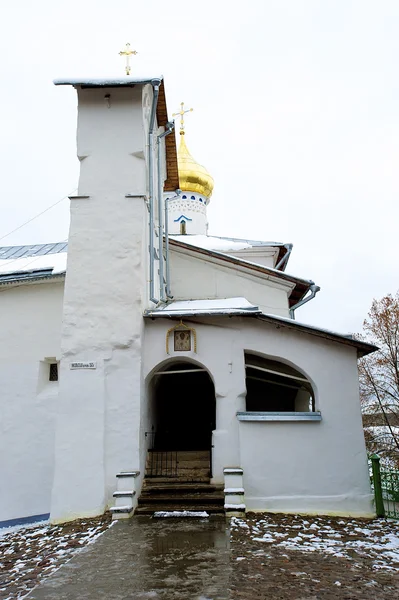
[153,511,209,518]
[0,514,112,599]
[231,513,399,571]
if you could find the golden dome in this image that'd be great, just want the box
[177,133,214,199]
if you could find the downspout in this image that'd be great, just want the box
[164,190,181,299]
[276,243,293,271]
[157,121,175,302]
[148,79,161,304]
[289,284,320,319]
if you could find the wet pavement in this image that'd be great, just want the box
[27,517,231,600]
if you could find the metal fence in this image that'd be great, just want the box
[370,454,399,519]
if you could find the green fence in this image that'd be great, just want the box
[370,454,399,519]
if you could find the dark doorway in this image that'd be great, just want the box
[151,363,216,451]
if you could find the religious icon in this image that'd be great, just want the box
[174,330,191,352]
[166,320,197,354]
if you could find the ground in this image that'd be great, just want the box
[230,513,399,599]
[0,515,111,599]
[0,512,398,599]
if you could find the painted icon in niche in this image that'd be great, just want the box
[174,330,191,352]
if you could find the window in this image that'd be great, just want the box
[182,195,187,199]
[180,220,187,234]
[244,353,315,413]
[191,195,195,200]
[49,363,59,382]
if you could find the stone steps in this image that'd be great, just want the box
[140,493,224,503]
[142,482,221,493]
[135,504,224,515]
[137,450,224,516]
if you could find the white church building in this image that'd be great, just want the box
[0,76,377,526]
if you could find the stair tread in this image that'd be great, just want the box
[135,504,224,514]
[139,494,224,503]
[142,484,222,492]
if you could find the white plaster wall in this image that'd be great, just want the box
[143,317,373,517]
[167,196,208,235]
[50,84,156,523]
[0,281,64,523]
[169,249,292,317]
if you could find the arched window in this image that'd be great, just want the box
[245,353,315,413]
[191,195,195,200]
[180,220,187,235]
[182,195,187,199]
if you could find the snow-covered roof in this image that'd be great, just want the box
[54,76,163,87]
[145,301,377,357]
[0,243,67,284]
[145,297,261,317]
[169,235,286,253]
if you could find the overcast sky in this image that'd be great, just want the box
[1,0,398,334]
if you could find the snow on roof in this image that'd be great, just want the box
[146,297,261,317]
[0,252,67,276]
[169,235,285,253]
[54,76,163,87]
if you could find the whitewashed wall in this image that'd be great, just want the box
[143,317,373,517]
[0,281,64,524]
[169,249,293,317]
[50,83,157,523]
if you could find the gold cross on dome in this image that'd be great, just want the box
[172,102,193,134]
[119,43,138,75]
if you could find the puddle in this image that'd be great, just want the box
[27,517,232,599]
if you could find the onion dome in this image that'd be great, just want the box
[177,133,214,199]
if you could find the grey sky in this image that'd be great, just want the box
[1,0,398,334]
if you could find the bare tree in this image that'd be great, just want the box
[358,292,399,467]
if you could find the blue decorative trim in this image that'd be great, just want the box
[0,512,50,529]
[174,215,192,223]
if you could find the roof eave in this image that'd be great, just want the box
[168,238,313,306]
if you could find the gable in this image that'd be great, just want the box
[169,247,294,317]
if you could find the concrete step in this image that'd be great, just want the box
[135,504,225,515]
[138,493,224,504]
[144,476,210,483]
[142,483,222,493]
[148,451,210,460]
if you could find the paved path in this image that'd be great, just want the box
[27,517,231,600]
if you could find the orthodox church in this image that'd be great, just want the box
[0,75,377,527]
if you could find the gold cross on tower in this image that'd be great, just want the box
[119,43,138,75]
[172,102,193,135]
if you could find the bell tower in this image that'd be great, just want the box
[50,76,170,523]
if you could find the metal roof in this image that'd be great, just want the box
[0,242,67,260]
[144,308,377,358]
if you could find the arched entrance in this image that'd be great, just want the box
[149,361,216,452]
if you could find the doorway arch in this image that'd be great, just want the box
[148,361,216,452]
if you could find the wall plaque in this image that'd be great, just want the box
[70,361,97,370]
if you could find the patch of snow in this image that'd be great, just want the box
[147,297,260,316]
[0,253,67,276]
[54,76,163,86]
[170,235,253,252]
[153,511,209,518]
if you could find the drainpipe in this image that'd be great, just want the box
[289,284,320,319]
[164,190,181,299]
[157,121,175,302]
[276,243,293,271]
[148,79,161,304]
